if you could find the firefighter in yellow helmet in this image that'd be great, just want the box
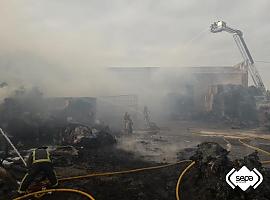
[18,146,58,194]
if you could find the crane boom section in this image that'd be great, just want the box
[210,21,266,94]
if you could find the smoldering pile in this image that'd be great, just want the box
[0,87,116,148]
[210,85,259,127]
[60,123,116,148]
[166,84,261,128]
[180,142,270,200]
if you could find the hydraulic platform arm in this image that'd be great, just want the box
[210,21,266,95]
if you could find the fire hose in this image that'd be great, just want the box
[191,131,270,164]
[58,159,192,182]
[175,134,270,200]
[239,138,270,157]
[175,161,195,200]
[0,128,27,166]
[18,137,270,200]
[13,160,192,200]
[12,133,270,200]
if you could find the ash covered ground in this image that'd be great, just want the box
[1,120,270,200]
[0,88,270,200]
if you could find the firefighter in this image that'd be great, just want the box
[127,118,133,134]
[18,146,58,194]
[123,112,133,134]
[143,106,150,128]
[123,112,129,131]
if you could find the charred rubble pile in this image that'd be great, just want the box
[0,87,115,149]
[167,84,260,127]
[181,142,270,200]
[0,88,117,199]
[0,87,52,147]
[213,85,258,123]
[201,85,259,128]
[61,123,115,148]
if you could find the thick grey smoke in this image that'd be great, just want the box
[0,0,270,98]
[0,82,8,88]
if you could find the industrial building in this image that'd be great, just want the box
[108,63,248,115]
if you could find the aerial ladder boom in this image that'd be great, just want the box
[210,21,266,95]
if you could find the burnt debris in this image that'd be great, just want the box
[182,142,270,200]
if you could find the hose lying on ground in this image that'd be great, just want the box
[239,138,270,156]
[175,161,196,200]
[59,159,192,182]
[12,160,192,200]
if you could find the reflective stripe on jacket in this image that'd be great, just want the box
[32,149,51,164]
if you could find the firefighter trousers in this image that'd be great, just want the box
[18,162,58,193]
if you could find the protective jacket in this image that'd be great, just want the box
[28,148,51,166]
[18,148,57,193]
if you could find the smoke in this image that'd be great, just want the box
[1,0,270,99]
[0,82,8,88]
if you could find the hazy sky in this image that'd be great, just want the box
[0,0,270,96]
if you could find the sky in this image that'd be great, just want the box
[0,0,270,96]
